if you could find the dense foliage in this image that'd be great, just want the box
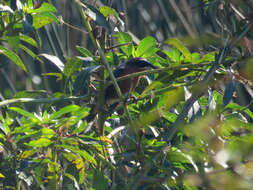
[0,0,253,189]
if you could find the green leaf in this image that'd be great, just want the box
[25,138,52,147]
[41,128,55,138]
[43,73,63,81]
[76,46,93,57]
[0,45,27,72]
[33,12,58,29]
[20,34,38,48]
[99,6,118,17]
[14,90,47,98]
[6,35,20,52]
[165,38,192,61]
[0,173,5,178]
[115,32,134,57]
[63,57,83,78]
[19,44,43,62]
[93,171,109,190]
[136,36,157,57]
[60,144,97,166]
[27,3,56,13]
[50,105,80,119]
[18,149,38,159]
[80,2,112,34]
[9,107,39,121]
[163,48,181,63]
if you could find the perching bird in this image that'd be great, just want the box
[86,57,157,122]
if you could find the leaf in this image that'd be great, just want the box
[73,66,101,95]
[99,6,118,17]
[165,38,192,61]
[136,36,157,57]
[40,54,64,72]
[76,46,93,57]
[93,171,109,190]
[42,73,63,81]
[20,34,38,47]
[50,105,80,119]
[27,3,56,14]
[208,89,216,110]
[0,5,13,13]
[33,12,58,29]
[0,45,27,72]
[25,138,52,147]
[9,107,39,121]
[60,144,97,165]
[6,35,20,52]
[41,128,55,138]
[223,79,235,107]
[23,14,34,34]
[63,57,83,78]
[14,90,47,98]
[115,32,134,57]
[18,149,38,159]
[0,173,5,178]
[80,2,112,34]
[19,44,43,62]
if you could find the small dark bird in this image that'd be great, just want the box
[86,57,157,122]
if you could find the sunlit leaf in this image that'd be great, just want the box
[0,45,27,72]
[165,38,192,61]
[76,46,93,57]
[40,53,64,72]
[9,107,39,121]
[33,12,58,29]
[18,149,38,159]
[0,173,5,178]
[27,3,56,13]
[115,32,134,57]
[136,36,157,57]
[25,138,52,147]
[50,105,80,119]
[20,34,38,47]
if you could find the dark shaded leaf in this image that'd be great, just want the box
[73,66,101,95]
[223,79,235,107]
[93,171,109,190]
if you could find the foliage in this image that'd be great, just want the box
[0,0,253,190]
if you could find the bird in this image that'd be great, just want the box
[85,57,157,122]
